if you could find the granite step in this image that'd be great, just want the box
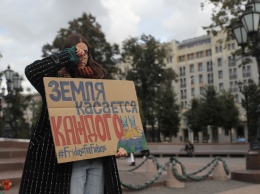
[0,139,29,149]
[0,148,27,159]
[0,139,28,193]
[0,169,23,187]
[0,158,25,172]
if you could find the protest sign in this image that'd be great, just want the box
[43,77,148,163]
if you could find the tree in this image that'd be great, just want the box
[240,81,260,139]
[42,13,120,78]
[201,0,246,36]
[183,98,204,137]
[201,0,260,141]
[1,91,31,138]
[184,85,240,142]
[156,75,180,141]
[121,34,178,138]
[27,98,42,136]
[219,90,240,142]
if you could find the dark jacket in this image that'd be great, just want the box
[19,51,122,194]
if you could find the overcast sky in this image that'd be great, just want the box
[0,0,212,93]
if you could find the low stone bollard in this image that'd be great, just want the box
[166,163,185,188]
[145,159,157,179]
[213,161,228,181]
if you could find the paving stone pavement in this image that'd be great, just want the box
[117,157,260,194]
[3,156,260,194]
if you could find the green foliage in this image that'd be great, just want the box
[219,90,240,130]
[240,81,260,137]
[156,78,180,138]
[121,34,179,139]
[122,35,166,127]
[29,99,42,135]
[198,85,223,127]
[183,98,204,133]
[184,85,240,141]
[41,13,120,78]
[201,0,247,36]
[1,92,31,138]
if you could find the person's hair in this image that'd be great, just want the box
[62,33,106,78]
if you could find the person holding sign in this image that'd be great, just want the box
[19,34,127,194]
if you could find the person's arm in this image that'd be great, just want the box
[25,47,80,95]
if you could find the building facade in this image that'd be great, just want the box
[117,31,258,143]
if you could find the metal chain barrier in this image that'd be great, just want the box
[120,155,230,190]
[120,157,149,172]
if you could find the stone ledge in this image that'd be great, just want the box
[231,170,260,184]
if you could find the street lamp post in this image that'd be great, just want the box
[232,0,260,178]
[238,79,253,147]
[0,78,6,126]
[1,65,22,137]
[233,0,260,150]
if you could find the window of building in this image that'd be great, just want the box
[207,61,213,72]
[229,68,237,79]
[190,64,194,73]
[181,89,187,99]
[243,65,251,77]
[228,56,235,67]
[229,81,238,93]
[206,49,211,56]
[229,69,232,79]
[198,63,203,71]
[208,73,214,84]
[190,76,194,84]
[243,66,247,77]
[188,53,194,60]
[218,70,223,79]
[215,46,219,53]
[191,88,195,96]
[228,44,231,51]
[234,68,237,79]
[167,56,173,63]
[199,75,203,83]
[197,51,204,58]
[219,83,224,90]
[179,67,186,76]
[217,58,222,66]
[180,78,186,88]
[179,55,185,62]
[247,66,251,77]
[182,67,186,76]
[219,45,223,52]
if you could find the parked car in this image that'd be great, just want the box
[233,137,246,143]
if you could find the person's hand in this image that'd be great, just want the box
[115,148,128,158]
[75,47,88,67]
[75,47,85,57]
